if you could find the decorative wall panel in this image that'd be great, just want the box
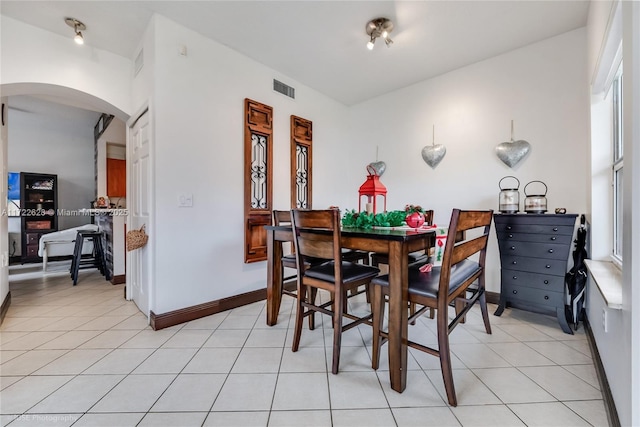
[290,115,312,209]
[244,99,273,263]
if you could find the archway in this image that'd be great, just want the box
[1,83,130,122]
[1,82,130,313]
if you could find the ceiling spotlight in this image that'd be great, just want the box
[65,17,86,45]
[366,37,375,50]
[365,17,394,50]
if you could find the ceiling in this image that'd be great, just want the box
[1,1,590,106]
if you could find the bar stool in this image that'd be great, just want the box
[70,230,109,285]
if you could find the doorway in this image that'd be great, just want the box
[0,84,151,324]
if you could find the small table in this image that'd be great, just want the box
[265,224,436,393]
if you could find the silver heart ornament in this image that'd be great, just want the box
[495,139,531,168]
[421,144,446,169]
[367,161,386,176]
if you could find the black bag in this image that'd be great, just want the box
[565,215,588,330]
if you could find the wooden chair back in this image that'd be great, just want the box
[272,210,292,226]
[291,209,342,276]
[438,209,493,304]
[423,209,434,226]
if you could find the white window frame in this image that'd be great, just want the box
[611,67,623,265]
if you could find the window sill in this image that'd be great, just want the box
[584,260,622,310]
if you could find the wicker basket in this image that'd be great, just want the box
[126,224,148,251]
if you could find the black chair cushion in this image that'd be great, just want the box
[304,261,379,284]
[282,253,326,268]
[281,254,297,269]
[371,259,480,299]
[407,252,430,264]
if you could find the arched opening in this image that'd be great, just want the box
[1,82,131,302]
[1,83,130,122]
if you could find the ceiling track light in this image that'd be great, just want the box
[65,17,86,45]
[365,17,394,50]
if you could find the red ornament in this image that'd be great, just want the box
[405,212,425,228]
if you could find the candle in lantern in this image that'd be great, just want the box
[366,203,373,214]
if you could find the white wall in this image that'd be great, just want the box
[621,3,640,425]
[141,15,353,313]
[586,2,639,426]
[350,29,589,294]
[0,16,132,119]
[7,98,97,234]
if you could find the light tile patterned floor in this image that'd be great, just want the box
[0,262,609,426]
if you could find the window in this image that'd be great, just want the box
[612,69,623,262]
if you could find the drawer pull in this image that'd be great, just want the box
[512,290,518,294]
[506,226,512,230]
[510,246,516,250]
[508,234,513,238]
[544,280,549,284]
[544,295,549,300]
[512,261,517,265]
[513,276,518,280]
[553,227,558,231]
[545,265,551,269]
[548,249,554,253]
[550,237,556,241]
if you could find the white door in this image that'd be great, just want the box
[126,108,152,317]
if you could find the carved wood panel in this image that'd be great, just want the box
[290,115,312,209]
[244,98,273,263]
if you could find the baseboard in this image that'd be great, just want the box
[110,274,126,285]
[10,255,74,266]
[150,288,267,330]
[486,290,500,305]
[584,315,621,427]
[0,291,11,325]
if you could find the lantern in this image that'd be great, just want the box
[498,176,520,214]
[358,173,387,215]
[524,180,548,213]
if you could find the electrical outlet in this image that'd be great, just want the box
[602,308,608,333]
[178,194,193,207]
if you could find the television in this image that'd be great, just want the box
[7,172,20,216]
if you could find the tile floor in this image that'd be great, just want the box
[1,261,609,426]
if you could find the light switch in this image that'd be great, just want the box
[179,194,193,207]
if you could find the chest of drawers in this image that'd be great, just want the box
[493,213,577,334]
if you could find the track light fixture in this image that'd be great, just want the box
[65,17,86,45]
[365,17,394,50]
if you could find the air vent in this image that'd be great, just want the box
[134,49,144,76]
[273,79,295,99]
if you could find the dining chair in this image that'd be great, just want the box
[290,209,380,374]
[370,208,493,406]
[273,210,326,329]
[274,209,372,306]
[371,209,435,320]
[273,210,306,297]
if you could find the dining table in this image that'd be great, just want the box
[264,223,436,394]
